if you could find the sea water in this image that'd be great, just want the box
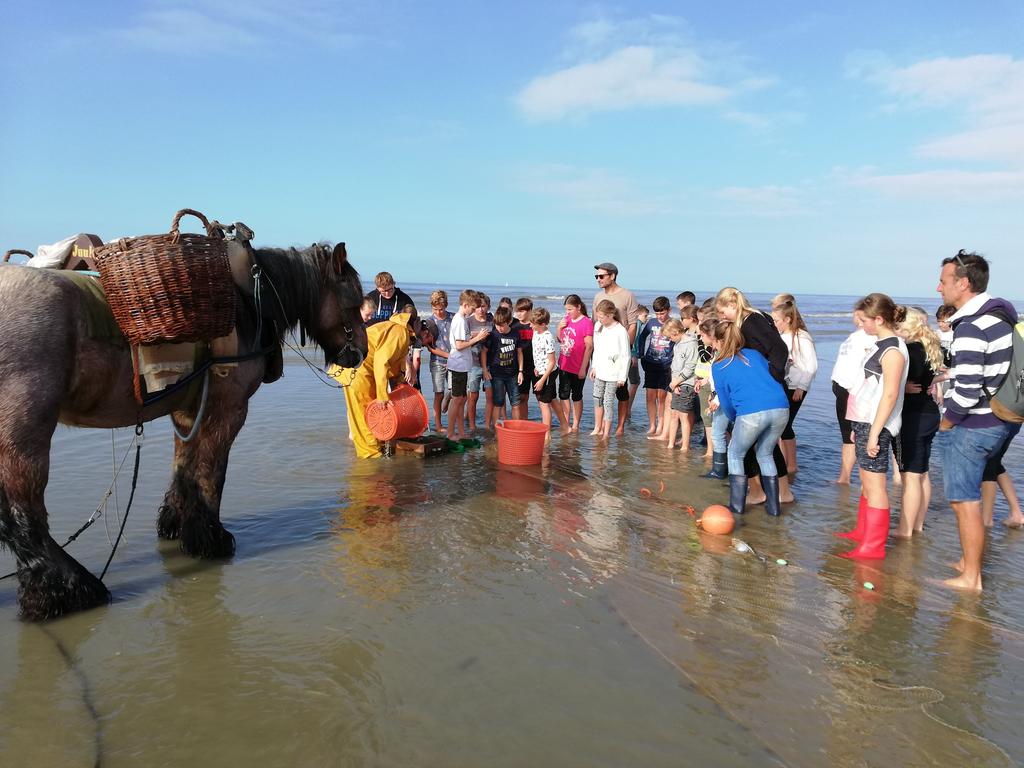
[1,285,1022,767]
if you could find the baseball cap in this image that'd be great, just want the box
[593,262,618,275]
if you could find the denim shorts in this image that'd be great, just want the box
[942,422,1016,502]
[468,365,490,393]
[489,374,520,408]
[852,422,896,474]
[430,364,448,396]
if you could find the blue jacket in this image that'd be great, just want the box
[712,348,789,422]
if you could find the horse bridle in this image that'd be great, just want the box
[250,246,365,371]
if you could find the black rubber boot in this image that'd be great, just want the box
[762,475,782,517]
[704,452,728,479]
[728,475,747,515]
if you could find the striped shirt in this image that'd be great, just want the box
[944,292,1018,428]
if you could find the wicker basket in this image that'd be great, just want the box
[2,249,33,264]
[94,209,236,345]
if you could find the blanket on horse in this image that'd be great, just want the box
[55,270,125,343]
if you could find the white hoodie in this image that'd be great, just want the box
[592,322,631,383]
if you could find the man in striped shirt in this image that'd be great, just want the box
[937,250,1019,592]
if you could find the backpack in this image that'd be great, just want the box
[984,310,1024,424]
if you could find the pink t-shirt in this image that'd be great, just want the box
[558,315,594,375]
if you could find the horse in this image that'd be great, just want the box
[0,242,367,621]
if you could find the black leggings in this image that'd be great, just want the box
[833,381,854,444]
[781,387,804,440]
[744,444,789,479]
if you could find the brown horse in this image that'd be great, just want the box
[0,242,367,621]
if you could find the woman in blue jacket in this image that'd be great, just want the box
[712,320,790,516]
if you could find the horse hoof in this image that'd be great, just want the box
[180,522,236,559]
[156,504,182,540]
[18,565,111,622]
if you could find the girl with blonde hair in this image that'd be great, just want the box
[715,287,794,504]
[711,320,790,516]
[892,307,943,537]
[771,295,818,474]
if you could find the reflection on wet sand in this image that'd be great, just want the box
[3,353,1024,766]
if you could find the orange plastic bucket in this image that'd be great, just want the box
[365,384,429,441]
[495,420,548,465]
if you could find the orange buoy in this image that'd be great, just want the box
[695,504,735,535]
[639,487,652,498]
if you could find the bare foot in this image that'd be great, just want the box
[569,426,579,433]
[939,574,982,592]
[748,494,767,505]
[891,530,914,540]
[1004,517,1024,529]
[589,429,601,436]
[781,494,796,504]
[559,425,571,435]
[836,476,851,485]
[647,434,668,441]
[614,428,624,437]
[680,447,690,453]
[645,427,658,435]
[948,558,965,573]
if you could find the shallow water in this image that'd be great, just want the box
[3,301,1024,767]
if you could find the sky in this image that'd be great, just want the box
[2,1,1023,297]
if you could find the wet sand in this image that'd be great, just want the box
[2,334,1023,766]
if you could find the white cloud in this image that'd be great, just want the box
[515,164,675,216]
[516,14,770,122]
[714,185,811,217]
[917,123,1024,163]
[846,168,1024,200]
[107,0,361,54]
[517,46,730,121]
[850,52,1024,167]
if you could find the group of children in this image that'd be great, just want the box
[409,286,725,447]
[417,289,560,442]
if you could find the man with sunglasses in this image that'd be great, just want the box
[592,263,640,435]
[937,250,1019,592]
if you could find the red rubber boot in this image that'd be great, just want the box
[839,505,889,560]
[834,495,868,541]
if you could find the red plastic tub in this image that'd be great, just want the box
[495,420,548,466]
[365,384,429,441]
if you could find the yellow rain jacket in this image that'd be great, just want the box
[329,311,414,458]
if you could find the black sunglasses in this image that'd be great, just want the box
[595,273,610,279]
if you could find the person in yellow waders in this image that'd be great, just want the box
[329,311,415,458]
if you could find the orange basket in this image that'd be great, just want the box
[495,420,548,466]
[365,384,429,441]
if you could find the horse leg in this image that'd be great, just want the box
[0,435,110,621]
[156,432,198,541]
[176,394,248,559]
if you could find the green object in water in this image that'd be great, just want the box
[863,581,874,590]
[459,437,483,449]
[775,558,788,566]
[444,439,466,453]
